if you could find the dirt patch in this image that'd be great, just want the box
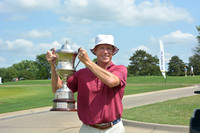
[0,102,7,104]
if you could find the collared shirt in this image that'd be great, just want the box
[67,62,127,125]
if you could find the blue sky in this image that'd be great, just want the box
[0,0,199,71]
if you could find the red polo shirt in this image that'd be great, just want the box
[67,62,127,125]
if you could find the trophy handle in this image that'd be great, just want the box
[74,60,80,71]
[74,47,82,71]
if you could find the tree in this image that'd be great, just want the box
[12,60,37,80]
[128,50,160,76]
[0,60,37,82]
[93,58,97,62]
[195,25,200,53]
[188,25,200,75]
[0,54,51,82]
[0,68,7,83]
[188,55,200,75]
[193,25,200,55]
[35,54,51,79]
[167,56,186,76]
[0,67,18,82]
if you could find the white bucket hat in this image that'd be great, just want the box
[90,34,119,55]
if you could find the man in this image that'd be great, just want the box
[184,67,187,77]
[190,66,195,76]
[46,34,127,133]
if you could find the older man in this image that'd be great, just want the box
[46,34,127,133]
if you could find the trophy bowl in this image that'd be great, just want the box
[50,41,78,111]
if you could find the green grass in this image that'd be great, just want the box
[127,75,200,84]
[0,85,78,113]
[0,79,51,85]
[0,76,199,126]
[0,79,187,113]
[123,76,200,126]
[124,84,188,95]
[0,86,54,113]
[123,95,200,126]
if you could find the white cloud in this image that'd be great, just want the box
[161,30,196,45]
[0,0,193,26]
[35,41,61,54]
[21,30,52,38]
[5,39,34,52]
[0,56,5,62]
[0,38,63,58]
[130,45,150,53]
[164,52,173,64]
[150,30,197,45]
[0,38,3,45]
[58,0,193,26]
[71,43,81,51]
[113,54,130,66]
[148,30,197,65]
[59,16,91,24]
[0,37,79,58]
[0,0,59,12]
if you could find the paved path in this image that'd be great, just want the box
[0,85,199,133]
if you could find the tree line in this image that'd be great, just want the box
[127,50,199,77]
[0,54,51,83]
[0,26,199,83]
[128,25,200,76]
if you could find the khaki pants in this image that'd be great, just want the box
[79,121,125,133]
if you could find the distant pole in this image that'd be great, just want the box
[0,77,2,84]
[159,40,166,86]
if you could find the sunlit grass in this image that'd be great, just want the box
[0,76,199,126]
[123,95,200,126]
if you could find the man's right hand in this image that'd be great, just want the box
[46,48,62,93]
[46,48,57,65]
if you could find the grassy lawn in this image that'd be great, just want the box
[127,75,200,84]
[0,84,185,114]
[0,86,54,113]
[0,76,199,126]
[124,84,189,95]
[0,78,187,114]
[122,76,200,126]
[123,95,200,126]
[0,79,51,85]
[0,85,79,113]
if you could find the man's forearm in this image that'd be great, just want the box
[50,63,62,93]
[85,60,120,88]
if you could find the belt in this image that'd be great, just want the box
[89,118,121,130]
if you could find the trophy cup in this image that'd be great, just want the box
[50,41,78,111]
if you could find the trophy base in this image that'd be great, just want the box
[50,99,77,112]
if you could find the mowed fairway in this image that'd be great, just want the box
[0,83,185,114]
[0,76,199,126]
[0,85,54,113]
[0,77,188,114]
[123,76,200,126]
[123,95,200,126]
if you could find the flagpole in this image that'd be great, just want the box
[159,40,166,86]
[164,73,166,87]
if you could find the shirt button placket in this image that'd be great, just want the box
[98,81,101,89]
[97,79,101,90]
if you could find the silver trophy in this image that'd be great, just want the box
[50,41,78,111]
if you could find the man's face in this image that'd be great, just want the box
[94,44,114,64]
